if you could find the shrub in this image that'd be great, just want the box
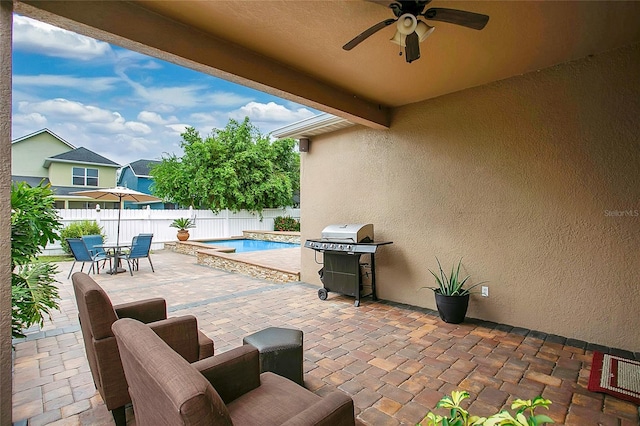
[418,390,553,426]
[59,220,105,254]
[170,217,196,230]
[274,216,300,232]
[11,181,62,338]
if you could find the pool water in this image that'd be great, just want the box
[204,239,299,253]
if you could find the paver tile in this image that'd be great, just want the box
[10,250,640,425]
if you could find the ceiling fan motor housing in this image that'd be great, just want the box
[397,13,417,35]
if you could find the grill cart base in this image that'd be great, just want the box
[318,252,373,307]
[305,224,392,307]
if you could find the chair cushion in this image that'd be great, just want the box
[73,272,118,339]
[227,372,321,425]
[113,318,232,426]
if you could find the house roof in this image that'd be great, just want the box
[44,147,120,168]
[15,1,640,130]
[11,175,51,187]
[272,113,355,139]
[11,128,75,149]
[124,159,161,178]
[10,176,87,197]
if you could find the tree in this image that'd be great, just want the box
[151,117,299,215]
[11,181,62,338]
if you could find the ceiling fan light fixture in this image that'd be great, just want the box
[396,13,417,35]
[415,21,435,42]
[389,30,406,47]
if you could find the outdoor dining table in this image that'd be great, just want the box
[97,243,131,275]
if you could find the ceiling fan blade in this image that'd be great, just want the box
[404,31,420,63]
[343,18,397,50]
[424,7,489,30]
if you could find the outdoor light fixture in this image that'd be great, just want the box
[390,18,434,47]
[343,1,488,64]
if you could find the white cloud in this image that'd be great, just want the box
[204,92,254,107]
[115,50,163,70]
[12,112,47,128]
[115,64,255,111]
[125,121,152,134]
[13,15,113,61]
[138,111,178,125]
[17,98,151,139]
[230,101,315,123]
[13,74,120,93]
[165,124,190,135]
[115,67,205,109]
[19,98,123,124]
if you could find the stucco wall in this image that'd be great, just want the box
[301,44,640,352]
[1,3,12,423]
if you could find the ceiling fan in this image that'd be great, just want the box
[343,0,489,63]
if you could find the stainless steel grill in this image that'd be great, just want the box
[304,224,392,307]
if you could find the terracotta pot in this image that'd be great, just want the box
[177,230,190,241]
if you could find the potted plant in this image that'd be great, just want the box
[170,218,195,241]
[422,257,485,324]
[418,390,554,426]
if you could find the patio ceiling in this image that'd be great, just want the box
[14,1,640,129]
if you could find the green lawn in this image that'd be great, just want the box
[36,255,73,263]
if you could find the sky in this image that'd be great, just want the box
[11,15,318,166]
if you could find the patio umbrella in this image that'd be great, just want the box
[70,186,160,246]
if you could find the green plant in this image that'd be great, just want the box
[274,215,300,231]
[424,257,485,296]
[418,390,554,426]
[170,217,196,230]
[11,181,62,339]
[59,220,105,254]
[12,263,60,339]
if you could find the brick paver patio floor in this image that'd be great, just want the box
[11,250,640,425]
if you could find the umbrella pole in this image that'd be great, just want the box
[110,197,124,274]
[116,197,122,247]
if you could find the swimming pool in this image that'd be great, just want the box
[204,239,300,253]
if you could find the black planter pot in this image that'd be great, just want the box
[434,292,469,324]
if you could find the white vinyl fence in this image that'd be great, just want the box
[47,207,300,255]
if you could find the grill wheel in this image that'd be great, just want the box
[318,288,328,300]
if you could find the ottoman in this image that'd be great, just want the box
[243,327,304,386]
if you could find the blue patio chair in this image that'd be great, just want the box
[82,234,106,257]
[121,233,154,275]
[67,238,109,279]
[82,235,109,268]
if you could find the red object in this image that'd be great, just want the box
[588,351,640,405]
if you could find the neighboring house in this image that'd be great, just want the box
[11,128,121,209]
[117,159,176,209]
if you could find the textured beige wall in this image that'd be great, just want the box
[301,44,640,352]
[1,2,12,424]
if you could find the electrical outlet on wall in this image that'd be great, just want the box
[481,286,489,297]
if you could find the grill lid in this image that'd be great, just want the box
[321,223,373,243]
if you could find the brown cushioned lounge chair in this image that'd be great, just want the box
[72,272,214,426]
[112,317,356,426]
